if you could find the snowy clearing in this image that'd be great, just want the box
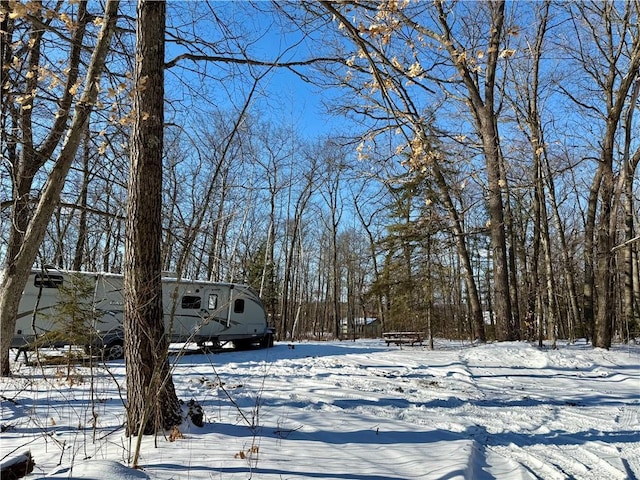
[1,339,639,479]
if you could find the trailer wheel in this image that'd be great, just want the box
[260,333,274,348]
[233,339,253,351]
[102,341,124,360]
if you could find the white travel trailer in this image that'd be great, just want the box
[12,269,274,359]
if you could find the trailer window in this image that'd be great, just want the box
[208,294,218,310]
[34,274,63,288]
[233,298,245,314]
[181,295,201,309]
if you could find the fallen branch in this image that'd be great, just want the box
[612,235,640,252]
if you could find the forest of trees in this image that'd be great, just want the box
[2,0,639,375]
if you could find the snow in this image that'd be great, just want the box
[1,339,639,479]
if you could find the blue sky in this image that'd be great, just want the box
[163,1,351,141]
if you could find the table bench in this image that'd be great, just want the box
[383,331,425,346]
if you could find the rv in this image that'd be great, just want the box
[12,269,275,359]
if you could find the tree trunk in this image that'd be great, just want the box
[481,114,513,341]
[583,170,601,343]
[593,162,615,349]
[434,0,513,340]
[124,0,181,441]
[540,197,557,349]
[72,125,91,271]
[593,81,640,348]
[619,80,640,341]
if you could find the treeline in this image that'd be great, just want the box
[1,1,638,352]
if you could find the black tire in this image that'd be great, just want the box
[102,341,124,360]
[233,339,252,351]
[260,333,274,348]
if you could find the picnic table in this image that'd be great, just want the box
[382,331,425,346]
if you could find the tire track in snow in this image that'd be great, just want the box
[454,343,638,480]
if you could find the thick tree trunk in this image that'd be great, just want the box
[620,80,640,341]
[593,84,639,347]
[593,164,615,349]
[124,0,181,440]
[481,116,513,341]
[583,170,601,343]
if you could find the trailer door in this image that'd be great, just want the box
[200,286,230,334]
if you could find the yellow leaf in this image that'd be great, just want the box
[8,3,27,19]
[407,61,422,77]
[499,49,516,59]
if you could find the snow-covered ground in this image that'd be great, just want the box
[1,339,639,479]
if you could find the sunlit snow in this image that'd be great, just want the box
[1,339,638,479]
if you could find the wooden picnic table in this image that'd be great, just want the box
[382,331,425,346]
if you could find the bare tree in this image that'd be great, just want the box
[312,0,497,340]
[562,1,640,348]
[280,147,318,339]
[0,0,120,375]
[506,1,561,347]
[616,79,640,341]
[318,144,346,338]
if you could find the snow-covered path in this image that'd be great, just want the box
[1,340,639,479]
